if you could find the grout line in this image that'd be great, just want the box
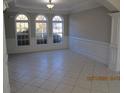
[8,50,118,93]
[70,63,86,93]
[90,63,96,93]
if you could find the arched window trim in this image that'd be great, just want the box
[52,15,64,44]
[16,14,28,20]
[15,14,30,34]
[52,15,64,33]
[35,15,48,23]
[35,15,48,33]
[52,15,64,23]
[15,14,29,22]
[15,14,30,46]
[35,15,48,44]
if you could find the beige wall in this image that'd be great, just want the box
[105,0,120,11]
[69,7,111,43]
[96,0,120,11]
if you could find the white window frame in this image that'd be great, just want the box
[35,15,48,45]
[52,15,64,44]
[15,14,31,47]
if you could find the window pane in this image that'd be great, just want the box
[53,23,63,43]
[37,38,47,44]
[52,16,62,21]
[16,14,28,20]
[25,40,29,45]
[53,23,62,33]
[18,40,22,46]
[36,22,47,44]
[53,23,63,37]
[16,14,29,46]
[36,23,47,33]
[36,15,46,21]
[16,22,29,33]
[17,39,29,46]
[53,33,62,43]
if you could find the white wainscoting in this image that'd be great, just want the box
[109,45,119,72]
[6,36,69,54]
[69,36,110,65]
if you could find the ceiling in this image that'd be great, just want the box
[8,0,102,13]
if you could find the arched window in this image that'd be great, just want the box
[16,14,29,46]
[52,16,64,43]
[35,15,47,44]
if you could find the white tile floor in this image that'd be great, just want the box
[8,50,120,93]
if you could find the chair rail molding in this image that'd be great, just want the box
[69,36,110,65]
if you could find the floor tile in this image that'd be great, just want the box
[72,87,90,93]
[54,84,73,93]
[75,79,91,89]
[92,81,109,93]
[60,77,77,86]
[8,50,120,93]
[17,85,38,93]
[41,80,59,91]
[109,86,120,93]
[91,89,108,93]
[36,88,53,93]
[28,78,46,87]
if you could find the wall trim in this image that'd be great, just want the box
[69,36,110,65]
[70,36,110,46]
